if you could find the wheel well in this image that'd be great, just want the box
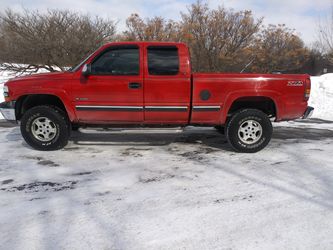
[228,97,276,118]
[15,94,67,120]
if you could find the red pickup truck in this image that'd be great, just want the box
[0,41,313,153]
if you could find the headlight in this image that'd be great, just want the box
[3,85,9,97]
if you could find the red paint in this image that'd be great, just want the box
[4,41,311,125]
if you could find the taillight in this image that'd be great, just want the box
[304,78,311,101]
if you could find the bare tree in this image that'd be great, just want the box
[250,24,309,73]
[180,1,263,72]
[123,14,182,41]
[0,2,311,74]
[317,7,333,63]
[0,9,117,73]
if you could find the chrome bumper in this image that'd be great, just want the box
[0,101,16,122]
[302,106,314,119]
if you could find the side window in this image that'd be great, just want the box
[91,47,139,75]
[147,46,179,75]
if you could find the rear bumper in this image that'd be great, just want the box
[0,101,16,122]
[302,106,314,119]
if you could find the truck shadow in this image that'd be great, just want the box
[69,125,333,150]
[3,124,332,150]
[70,128,232,151]
[292,118,333,124]
[273,127,333,140]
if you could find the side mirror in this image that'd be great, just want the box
[82,64,91,77]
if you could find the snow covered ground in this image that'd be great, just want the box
[0,71,333,249]
[0,121,332,249]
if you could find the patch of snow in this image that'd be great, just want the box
[0,84,3,103]
[0,70,11,119]
[0,69,14,85]
[0,70,13,103]
[0,69,49,119]
[310,74,333,121]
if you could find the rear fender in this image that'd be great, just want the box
[221,90,282,124]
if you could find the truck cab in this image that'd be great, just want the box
[71,42,192,125]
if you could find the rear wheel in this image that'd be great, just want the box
[20,105,70,151]
[225,109,272,153]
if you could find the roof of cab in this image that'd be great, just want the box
[103,41,187,47]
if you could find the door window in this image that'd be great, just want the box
[91,47,139,75]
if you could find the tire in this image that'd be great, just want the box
[20,105,70,151]
[225,109,272,153]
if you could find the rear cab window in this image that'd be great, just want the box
[147,46,179,75]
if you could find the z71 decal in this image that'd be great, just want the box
[287,81,304,86]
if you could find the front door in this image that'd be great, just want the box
[72,45,144,123]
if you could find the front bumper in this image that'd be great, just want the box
[302,106,314,119]
[0,101,16,122]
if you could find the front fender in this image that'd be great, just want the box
[14,89,77,122]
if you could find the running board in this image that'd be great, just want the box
[79,127,185,134]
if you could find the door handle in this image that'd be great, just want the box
[128,82,141,89]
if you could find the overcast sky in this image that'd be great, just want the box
[0,0,331,45]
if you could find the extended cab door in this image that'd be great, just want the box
[143,44,191,124]
[72,44,144,123]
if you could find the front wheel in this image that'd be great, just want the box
[20,105,70,151]
[225,109,273,153]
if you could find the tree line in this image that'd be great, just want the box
[0,1,330,74]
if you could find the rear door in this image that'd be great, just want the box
[143,44,191,124]
[72,44,144,123]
